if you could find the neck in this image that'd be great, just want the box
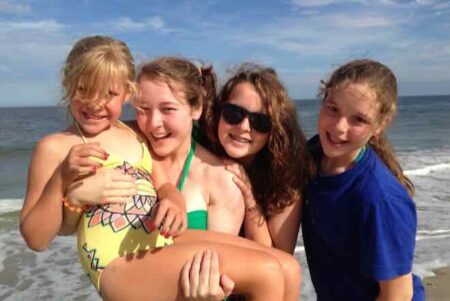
[320,147,364,176]
[151,137,193,185]
[237,155,255,169]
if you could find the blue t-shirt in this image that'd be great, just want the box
[302,136,425,300]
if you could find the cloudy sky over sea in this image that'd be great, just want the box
[1,0,449,107]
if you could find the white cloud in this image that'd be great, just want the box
[110,16,176,33]
[332,14,396,28]
[0,0,31,14]
[416,0,436,5]
[291,0,367,7]
[0,20,65,33]
[0,19,71,81]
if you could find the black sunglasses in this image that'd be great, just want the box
[220,103,272,133]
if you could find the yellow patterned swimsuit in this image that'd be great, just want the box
[76,123,173,292]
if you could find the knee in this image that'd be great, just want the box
[280,254,302,287]
[100,264,125,301]
[255,254,285,286]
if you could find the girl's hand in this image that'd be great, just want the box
[66,168,136,207]
[154,183,187,237]
[223,159,258,209]
[181,250,235,301]
[61,142,108,185]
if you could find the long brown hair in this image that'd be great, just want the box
[202,63,312,216]
[319,59,414,196]
[136,56,217,110]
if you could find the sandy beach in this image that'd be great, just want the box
[424,265,450,301]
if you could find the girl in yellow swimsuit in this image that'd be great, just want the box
[21,37,301,300]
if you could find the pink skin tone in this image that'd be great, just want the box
[217,82,270,167]
[318,82,382,175]
[135,78,201,161]
[70,84,130,137]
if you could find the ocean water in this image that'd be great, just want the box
[0,95,449,300]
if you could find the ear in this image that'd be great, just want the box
[373,117,389,140]
[192,105,203,121]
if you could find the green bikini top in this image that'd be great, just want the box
[177,139,208,230]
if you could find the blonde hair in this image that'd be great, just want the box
[136,56,217,110]
[61,35,136,107]
[319,59,414,196]
[202,63,312,215]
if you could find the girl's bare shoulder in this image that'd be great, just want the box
[34,126,79,159]
[194,144,239,191]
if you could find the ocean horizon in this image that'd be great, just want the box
[1,94,449,300]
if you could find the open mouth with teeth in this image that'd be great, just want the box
[325,132,348,146]
[83,112,107,120]
[151,133,171,141]
[230,133,251,144]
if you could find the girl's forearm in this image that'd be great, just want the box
[243,209,273,247]
[20,168,66,251]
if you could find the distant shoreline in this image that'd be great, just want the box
[1,94,449,108]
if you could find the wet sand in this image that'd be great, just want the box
[423,265,450,301]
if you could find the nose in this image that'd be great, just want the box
[237,115,251,132]
[85,96,108,111]
[86,101,104,111]
[145,109,163,131]
[334,117,349,133]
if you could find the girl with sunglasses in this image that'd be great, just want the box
[181,63,311,300]
[60,57,302,300]
[200,63,311,253]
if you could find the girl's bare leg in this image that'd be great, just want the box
[100,240,285,301]
[177,230,301,301]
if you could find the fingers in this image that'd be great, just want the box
[181,250,227,300]
[64,143,108,181]
[209,250,220,289]
[220,274,235,298]
[181,258,193,298]
[199,250,212,295]
[189,252,202,296]
[152,197,187,237]
[74,142,108,160]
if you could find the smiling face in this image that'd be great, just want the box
[217,82,270,167]
[70,81,129,136]
[135,77,201,159]
[318,82,382,169]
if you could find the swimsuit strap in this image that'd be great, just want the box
[177,139,196,191]
[353,145,367,164]
[75,122,88,144]
[75,120,142,144]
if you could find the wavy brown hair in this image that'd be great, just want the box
[136,56,217,111]
[319,59,414,196]
[201,63,312,216]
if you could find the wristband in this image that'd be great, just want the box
[62,197,85,213]
[245,204,261,214]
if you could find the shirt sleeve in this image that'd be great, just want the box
[358,184,417,281]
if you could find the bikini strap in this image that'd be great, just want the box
[75,120,145,144]
[75,122,88,144]
[177,139,196,191]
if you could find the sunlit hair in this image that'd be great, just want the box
[135,56,217,110]
[201,63,312,216]
[318,59,414,196]
[61,35,136,107]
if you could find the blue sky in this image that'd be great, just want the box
[1,0,449,107]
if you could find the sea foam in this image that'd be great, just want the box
[405,163,450,176]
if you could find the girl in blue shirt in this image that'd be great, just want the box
[303,59,425,300]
